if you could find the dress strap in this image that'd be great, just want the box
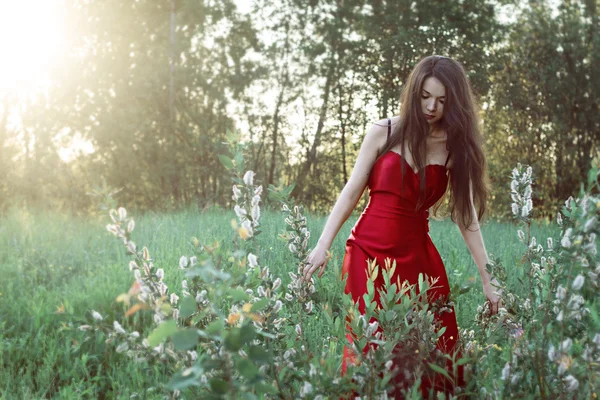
[444,151,451,167]
[387,118,391,139]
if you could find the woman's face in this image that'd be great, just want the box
[421,76,446,125]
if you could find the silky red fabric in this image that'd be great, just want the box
[340,151,465,399]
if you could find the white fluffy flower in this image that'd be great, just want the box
[234,205,247,219]
[572,274,585,290]
[556,285,566,300]
[547,237,553,250]
[584,216,597,233]
[563,375,579,392]
[561,338,572,352]
[232,185,242,201]
[248,253,258,268]
[518,230,526,242]
[92,310,103,321]
[113,321,126,335]
[299,381,312,397]
[510,180,518,192]
[179,256,188,269]
[501,362,510,380]
[251,203,260,224]
[156,268,165,281]
[511,203,519,216]
[243,170,255,186]
[170,293,179,305]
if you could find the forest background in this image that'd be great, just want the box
[0,0,598,220]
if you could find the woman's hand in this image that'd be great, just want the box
[482,277,503,315]
[302,244,331,283]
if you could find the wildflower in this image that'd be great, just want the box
[511,203,519,216]
[305,300,313,313]
[234,205,247,218]
[130,331,140,339]
[129,261,138,271]
[92,310,103,321]
[116,342,129,353]
[79,325,92,331]
[181,280,188,290]
[188,350,198,361]
[529,236,537,248]
[190,256,197,266]
[232,185,242,201]
[561,235,572,249]
[299,381,313,398]
[251,204,260,224]
[248,253,258,268]
[518,230,525,242]
[557,212,563,226]
[563,375,579,392]
[114,321,126,335]
[118,207,127,221]
[572,274,585,290]
[521,205,529,217]
[501,362,510,380]
[548,343,556,361]
[127,219,135,233]
[556,310,564,321]
[273,277,282,291]
[179,256,188,269]
[243,170,255,186]
[241,220,253,237]
[556,285,566,300]
[584,216,597,233]
[257,286,266,297]
[561,338,572,352]
[295,324,302,336]
[126,241,137,254]
[285,293,294,301]
[254,185,263,196]
[510,180,518,192]
[523,185,532,200]
[273,300,283,313]
[593,333,600,347]
[170,293,179,305]
[547,237,553,250]
[289,243,297,253]
[156,268,165,281]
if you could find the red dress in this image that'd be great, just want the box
[340,118,465,398]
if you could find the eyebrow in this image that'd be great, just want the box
[422,89,445,99]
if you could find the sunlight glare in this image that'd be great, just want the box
[0,0,66,95]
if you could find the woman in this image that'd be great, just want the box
[302,55,503,398]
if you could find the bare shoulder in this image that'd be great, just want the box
[364,117,396,153]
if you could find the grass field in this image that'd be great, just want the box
[0,205,560,398]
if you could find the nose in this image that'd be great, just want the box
[427,99,436,112]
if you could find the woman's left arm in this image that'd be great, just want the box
[458,184,503,313]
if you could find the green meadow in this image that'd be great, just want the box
[0,205,559,398]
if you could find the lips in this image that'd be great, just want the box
[425,114,435,119]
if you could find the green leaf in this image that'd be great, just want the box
[209,378,229,394]
[147,320,178,347]
[179,296,197,319]
[166,364,203,390]
[224,327,243,352]
[218,155,234,170]
[229,287,250,302]
[427,362,452,382]
[248,345,269,364]
[240,324,257,345]
[205,319,224,335]
[251,298,269,312]
[172,328,199,351]
[254,382,278,395]
[236,358,258,379]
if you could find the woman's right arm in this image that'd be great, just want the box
[302,119,389,281]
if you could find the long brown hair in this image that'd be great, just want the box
[376,55,490,231]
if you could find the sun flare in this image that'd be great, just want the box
[0,1,66,95]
